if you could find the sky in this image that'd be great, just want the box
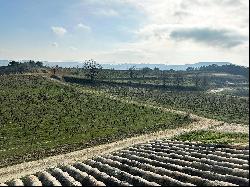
[0,0,249,66]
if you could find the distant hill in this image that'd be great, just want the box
[44,61,83,68]
[186,62,231,69]
[0,60,232,70]
[0,60,9,66]
[103,62,231,70]
[43,61,231,70]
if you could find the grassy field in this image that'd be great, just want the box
[63,78,249,125]
[0,75,192,167]
[171,130,249,145]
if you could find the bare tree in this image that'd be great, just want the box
[194,73,200,87]
[174,72,184,86]
[201,76,209,88]
[83,59,102,81]
[52,65,59,75]
[129,66,136,79]
[161,71,168,86]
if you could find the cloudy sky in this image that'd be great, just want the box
[0,0,249,66]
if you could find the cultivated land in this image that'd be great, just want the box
[172,130,249,145]
[0,75,248,184]
[0,63,249,185]
[1,139,249,186]
[0,75,192,167]
[63,76,249,125]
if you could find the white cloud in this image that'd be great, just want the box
[127,0,248,35]
[51,26,67,37]
[95,0,249,66]
[16,0,247,66]
[76,23,91,32]
[94,35,249,66]
[170,27,248,48]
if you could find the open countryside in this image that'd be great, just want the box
[0,0,249,186]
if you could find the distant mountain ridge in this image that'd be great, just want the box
[0,60,231,70]
[45,61,231,70]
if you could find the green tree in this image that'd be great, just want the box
[36,61,43,67]
[141,67,152,78]
[8,61,19,66]
[28,60,36,67]
[186,67,194,71]
[153,67,161,78]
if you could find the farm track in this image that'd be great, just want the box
[0,75,248,184]
[1,140,249,186]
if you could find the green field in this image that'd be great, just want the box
[64,78,249,125]
[171,130,249,145]
[0,75,192,167]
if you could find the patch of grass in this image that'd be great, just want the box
[171,130,249,145]
[0,75,192,167]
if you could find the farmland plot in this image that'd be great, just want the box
[70,80,249,125]
[1,140,249,186]
[0,75,192,167]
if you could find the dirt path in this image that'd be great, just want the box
[0,76,248,182]
[209,123,249,134]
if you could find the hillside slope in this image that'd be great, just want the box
[0,75,192,167]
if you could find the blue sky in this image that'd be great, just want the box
[0,0,249,66]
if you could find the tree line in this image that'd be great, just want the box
[187,64,249,78]
[0,60,45,74]
[1,59,248,89]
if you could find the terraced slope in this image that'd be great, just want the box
[1,140,249,186]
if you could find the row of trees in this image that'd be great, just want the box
[3,59,245,89]
[8,60,44,67]
[0,60,45,75]
[187,64,249,78]
[69,60,209,88]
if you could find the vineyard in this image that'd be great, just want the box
[69,80,249,125]
[0,75,192,167]
[0,74,248,185]
[1,140,249,186]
